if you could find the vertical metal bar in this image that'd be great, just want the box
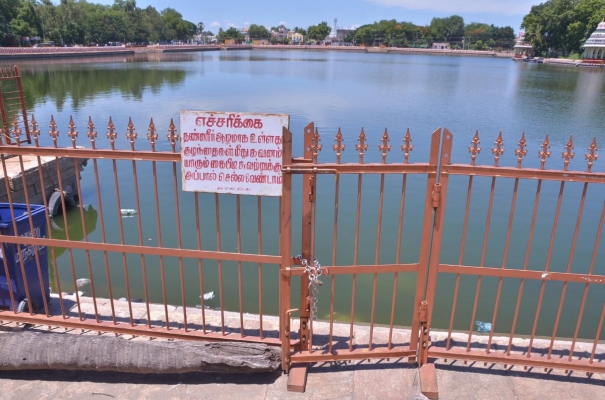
[215,193,225,334]
[257,196,263,340]
[389,170,407,350]
[328,130,343,354]
[13,135,49,317]
[88,120,116,324]
[569,201,605,361]
[127,127,151,327]
[507,180,544,355]
[280,127,293,372]
[194,192,206,333]
[0,140,17,312]
[466,172,498,352]
[51,120,83,321]
[486,176,520,351]
[526,181,566,357]
[149,129,170,330]
[349,128,367,352]
[446,175,473,350]
[590,302,605,364]
[171,144,187,332]
[369,130,389,351]
[14,66,30,144]
[412,128,442,363]
[300,123,314,352]
[237,194,244,336]
[110,135,133,326]
[68,118,99,323]
[0,84,9,140]
[546,182,588,359]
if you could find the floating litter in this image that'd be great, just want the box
[475,320,492,333]
[200,291,215,301]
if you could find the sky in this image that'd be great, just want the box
[92,0,536,33]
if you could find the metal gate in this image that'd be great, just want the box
[283,125,605,392]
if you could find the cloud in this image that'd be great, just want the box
[244,22,251,26]
[363,0,534,15]
[278,21,288,26]
[227,23,237,28]
[210,21,220,28]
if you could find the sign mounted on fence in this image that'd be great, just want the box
[180,111,289,196]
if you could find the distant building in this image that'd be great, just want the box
[287,31,304,44]
[271,27,288,41]
[432,42,450,50]
[582,18,605,65]
[512,32,533,60]
[333,29,355,45]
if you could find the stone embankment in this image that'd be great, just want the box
[0,155,86,206]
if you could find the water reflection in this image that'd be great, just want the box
[17,62,188,111]
[48,205,98,292]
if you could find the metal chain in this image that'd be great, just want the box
[298,255,323,320]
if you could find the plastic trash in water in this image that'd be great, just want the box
[76,278,91,288]
[120,209,137,216]
[199,291,215,301]
[475,320,492,333]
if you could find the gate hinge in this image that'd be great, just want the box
[308,176,316,202]
[419,300,428,323]
[431,183,441,208]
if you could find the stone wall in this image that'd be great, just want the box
[0,156,87,206]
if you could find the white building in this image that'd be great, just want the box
[582,18,605,64]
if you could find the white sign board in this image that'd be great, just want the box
[180,111,289,196]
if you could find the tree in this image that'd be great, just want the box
[1,0,22,43]
[216,27,244,43]
[521,0,605,56]
[197,21,204,34]
[248,24,270,39]
[0,331,281,374]
[307,21,331,42]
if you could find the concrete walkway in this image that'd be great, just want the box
[1,355,604,399]
[1,294,604,399]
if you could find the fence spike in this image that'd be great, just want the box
[11,114,21,145]
[514,133,528,168]
[401,128,413,164]
[30,115,40,146]
[491,132,504,167]
[379,128,391,163]
[356,127,368,163]
[107,117,117,148]
[586,137,598,172]
[332,128,345,164]
[49,115,59,146]
[468,130,481,166]
[167,118,178,151]
[87,117,97,143]
[126,117,137,149]
[562,135,575,171]
[67,115,78,147]
[538,134,551,170]
[147,118,158,151]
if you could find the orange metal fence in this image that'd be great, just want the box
[1,111,604,390]
[0,115,284,346]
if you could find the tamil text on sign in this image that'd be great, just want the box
[180,111,289,196]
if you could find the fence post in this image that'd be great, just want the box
[409,128,441,362]
[280,127,293,372]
